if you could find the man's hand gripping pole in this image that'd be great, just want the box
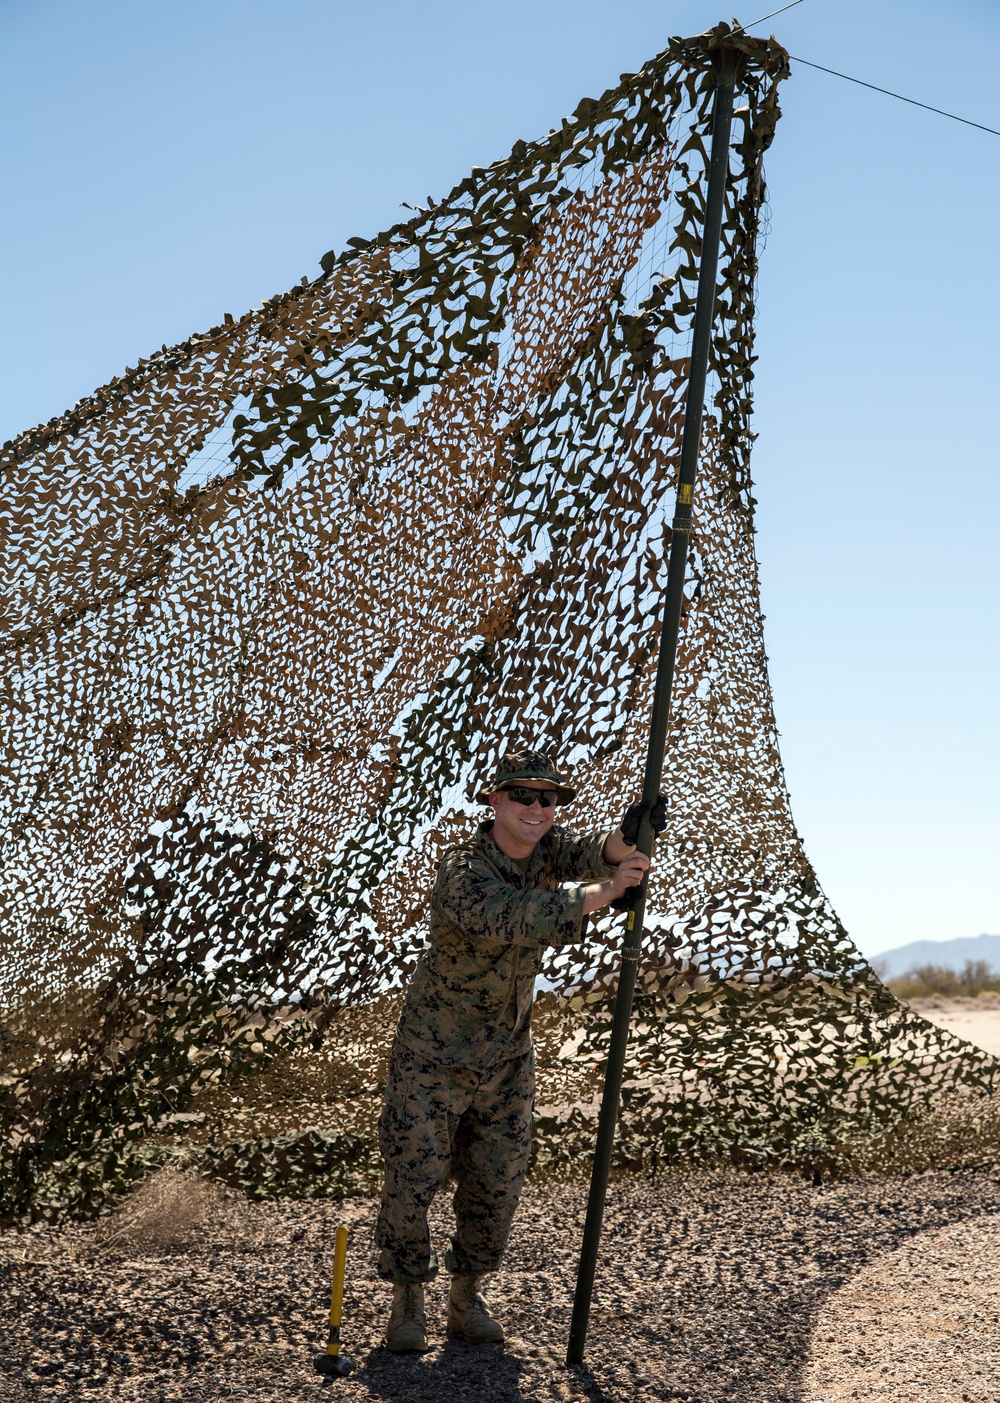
[609,793,667,911]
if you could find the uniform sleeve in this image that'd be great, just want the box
[432,850,589,950]
[546,826,619,882]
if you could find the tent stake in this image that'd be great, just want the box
[565,42,744,1369]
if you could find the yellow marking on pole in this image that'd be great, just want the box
[678,483,693,504]
[626,911,635,931]
[326,1224,349,1355]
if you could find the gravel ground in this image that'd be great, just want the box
[3,1168,1000,1403]
[803,1213,1000,1403]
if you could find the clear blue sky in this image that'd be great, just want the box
[2,0,997,959]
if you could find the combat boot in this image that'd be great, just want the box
[447,1273,504,1344]
[385,1282,430,1353]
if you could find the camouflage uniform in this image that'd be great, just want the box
[375,819,615,1284]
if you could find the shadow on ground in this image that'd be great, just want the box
[3,1169,1000,1402]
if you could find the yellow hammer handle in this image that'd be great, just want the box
[326,1224,349,1355]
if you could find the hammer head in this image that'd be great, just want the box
[314,1350,354,1379]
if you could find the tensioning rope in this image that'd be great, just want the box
[735,0,1000,139]
[789,52,1000,139]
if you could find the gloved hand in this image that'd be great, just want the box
[619,793,667,847]
[608,849,651,912]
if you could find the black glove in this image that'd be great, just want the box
[619,793,667,847]
[609,884,642,912]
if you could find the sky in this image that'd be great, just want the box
[1,0,997,960]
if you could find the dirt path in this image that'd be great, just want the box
[4,1167,1000,1402]
[802,1211,1000,1402]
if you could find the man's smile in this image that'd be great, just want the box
[489,783,557,856]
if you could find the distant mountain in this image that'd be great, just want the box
[869,933,1000,981]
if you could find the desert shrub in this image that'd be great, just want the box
[961,960,1000,993]
[96,1168,228,1251]
[889,960,1000,1000]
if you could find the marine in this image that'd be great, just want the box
[374,745,658,1351]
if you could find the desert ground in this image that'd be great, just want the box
[3,997,999,1402]
[910,993,1000,1059]
[3,1163,1000,1403]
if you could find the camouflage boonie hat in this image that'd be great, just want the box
[476,746,576,805]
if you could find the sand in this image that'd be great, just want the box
[5,1166,1000,1403]
[907,995,1000,1060]
[803,1212,1000,1403]
[796,997,1000,1401]
[4,1001,999,1400]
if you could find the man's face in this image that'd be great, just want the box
[489,779,558,852]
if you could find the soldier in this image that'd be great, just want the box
[375,745,659,1352]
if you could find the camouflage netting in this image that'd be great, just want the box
[2,23,997,1224]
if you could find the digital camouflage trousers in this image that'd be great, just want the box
[375,1041,535,1284]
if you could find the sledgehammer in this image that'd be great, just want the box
[313,1224,354,1380]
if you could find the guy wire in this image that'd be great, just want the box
[788,54,1000,138]
[734,1,806,34]
[728,1,999,141]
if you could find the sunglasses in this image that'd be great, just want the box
[502,785,558,808]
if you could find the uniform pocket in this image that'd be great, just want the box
[378,1045,477,1172]
[378,1045,414,1151]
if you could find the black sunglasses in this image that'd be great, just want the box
[502,785,558,808]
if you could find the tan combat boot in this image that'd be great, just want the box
[447,1274,504,1344]
[385,1282,430,1353]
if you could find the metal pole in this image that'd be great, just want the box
[566,43,744,1368]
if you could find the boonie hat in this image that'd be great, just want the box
[476,746,576,805]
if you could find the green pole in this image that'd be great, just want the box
[566,42,744,1368]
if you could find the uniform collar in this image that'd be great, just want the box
[477,820,549,881]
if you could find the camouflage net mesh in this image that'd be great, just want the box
[2,24,997,1224]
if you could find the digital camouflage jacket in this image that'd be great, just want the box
[394,821,617,1069]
